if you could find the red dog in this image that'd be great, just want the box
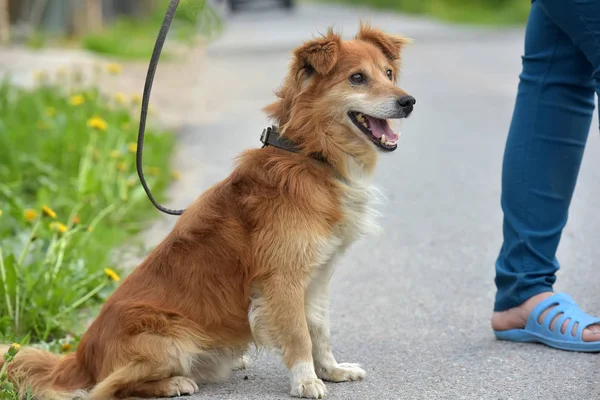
[3,22,414,399]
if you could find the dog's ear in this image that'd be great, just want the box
[356,21,411,62]
[293,28,341,76]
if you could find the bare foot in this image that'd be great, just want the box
[491,292,600,342]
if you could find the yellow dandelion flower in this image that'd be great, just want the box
[87,116,108,132]
[116,162,127,172]
[109,150,121,159]
[50,222,68,234]
[106,63,123,75]
[69,95,85,106]
[6,343,20,358]
[73,215,80,224]
[45,107,56,117]
[24,209,38,222]
[0,209,3,217]
[131,94,142,106]
[114,92,127,105]
[127,143,137,153]
[42,205,57,219]
[61,343,72,352]
[87,226,93,232]
[104,268,120,282]
[170,170,182,180]
[120,122,131,130]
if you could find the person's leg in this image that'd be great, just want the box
[493,0,600,345]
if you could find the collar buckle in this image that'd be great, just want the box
[260,125,275,147]
[258,125,328,165]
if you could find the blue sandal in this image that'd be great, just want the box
[494,292,600,352]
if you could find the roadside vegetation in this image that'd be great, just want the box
[20,0,221,60]
[0,64,176,354]
[80,0,222,60]
[314,0,530,25]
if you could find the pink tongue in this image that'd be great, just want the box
[366,117,398,141]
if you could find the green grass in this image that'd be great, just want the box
[81,0,222,60]
[0,65,176,347]
[313,0,531,26]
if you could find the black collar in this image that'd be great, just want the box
[260,126,329,164]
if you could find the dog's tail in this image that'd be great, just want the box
[0,344,91,400]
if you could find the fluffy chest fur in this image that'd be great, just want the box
[335,159,382,242]
[313,159,382,270]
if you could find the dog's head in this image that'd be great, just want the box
[264,22,414,173]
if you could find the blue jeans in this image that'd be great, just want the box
[494,0,600,312]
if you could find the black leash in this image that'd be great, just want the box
[136,1,328,217]
[136,0,185,216]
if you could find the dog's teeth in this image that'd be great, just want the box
[380,136,386,144]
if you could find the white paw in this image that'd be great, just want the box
[290,378,327,399]
[317,362,366,382]
[166,376,199,397]
[232,354,251,370]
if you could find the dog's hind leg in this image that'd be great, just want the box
[120,376,199,398]
[90,359,202,399]
[87,334,203,399]
[87,362,169,400]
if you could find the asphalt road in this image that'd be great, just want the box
[147,2,600,399]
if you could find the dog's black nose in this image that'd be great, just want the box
[397,95,416,116]
[398,96,416,107]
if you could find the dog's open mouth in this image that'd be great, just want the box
[348,112,399,151]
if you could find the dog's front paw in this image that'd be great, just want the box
[317,363,366,382]
[290,378,327,399]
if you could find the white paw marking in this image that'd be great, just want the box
[232,354,251,371]
[290,378,328,399]
[290,361,327,399]
[166,376,199,397]
[317,363,366,383]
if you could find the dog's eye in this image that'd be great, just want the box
[386,69,393,80]
[349,73,366,85]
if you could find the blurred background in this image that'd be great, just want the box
[0,1,599,399]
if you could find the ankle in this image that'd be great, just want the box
[519,291,554,313]
[491,291,554,331]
